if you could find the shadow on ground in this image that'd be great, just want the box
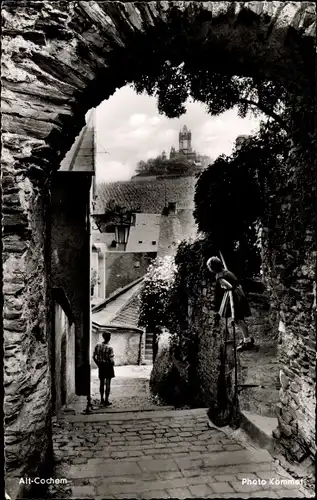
[90,365,172,412]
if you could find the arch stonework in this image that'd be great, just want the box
[2,0,315,487]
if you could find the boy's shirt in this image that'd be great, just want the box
[93,343,114,366]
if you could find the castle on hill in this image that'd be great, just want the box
[161,125,200,164]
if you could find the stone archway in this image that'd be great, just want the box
[2,0,315,487]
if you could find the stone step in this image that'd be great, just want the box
[59,407,210,422]
[87,405,175,414]
[239,411,278,455]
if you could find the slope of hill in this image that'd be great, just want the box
[95,176,197,214]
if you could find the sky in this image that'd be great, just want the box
[93,85,264,183]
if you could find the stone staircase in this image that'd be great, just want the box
[239,341,280,417]
[144,331,153,364]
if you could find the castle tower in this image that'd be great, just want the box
[179,125,192,153]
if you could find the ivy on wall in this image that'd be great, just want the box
[139,238,217,361]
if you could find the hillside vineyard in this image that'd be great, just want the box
[95,176,197,214]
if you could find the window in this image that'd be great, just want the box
[138,240,143,244]
[152,241,156,245]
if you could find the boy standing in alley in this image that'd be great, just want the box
[93,331,115,406]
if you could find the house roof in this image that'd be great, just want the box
[112,293,141,329]
[95,175,196,214]
[59,108,96,173]
[92,279,143,331]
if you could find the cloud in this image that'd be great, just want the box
[97,160,134,183]
[149,117,160,126]
[94,85,264,183]
[129,113,147,126]
[144,149,160,159]
[129,127,152,139]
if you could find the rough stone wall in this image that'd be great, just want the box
[262,238,316,462]
[260,147,316,462]
[105,252,155,298]
[187,279,222,406]
[238,295,279,418]
[2,0,315,487]
[3,174,52,493]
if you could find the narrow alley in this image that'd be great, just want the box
[50,366,312,500]
[52,409,310,499]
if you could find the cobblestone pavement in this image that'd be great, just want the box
[90,366,169,412]
[51,409,311,499]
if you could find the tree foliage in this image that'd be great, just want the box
[193,120,289,277]
[131,47,314,282]
[131,59,314,152]
[135,155,208,177]
[132,61,288,127]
